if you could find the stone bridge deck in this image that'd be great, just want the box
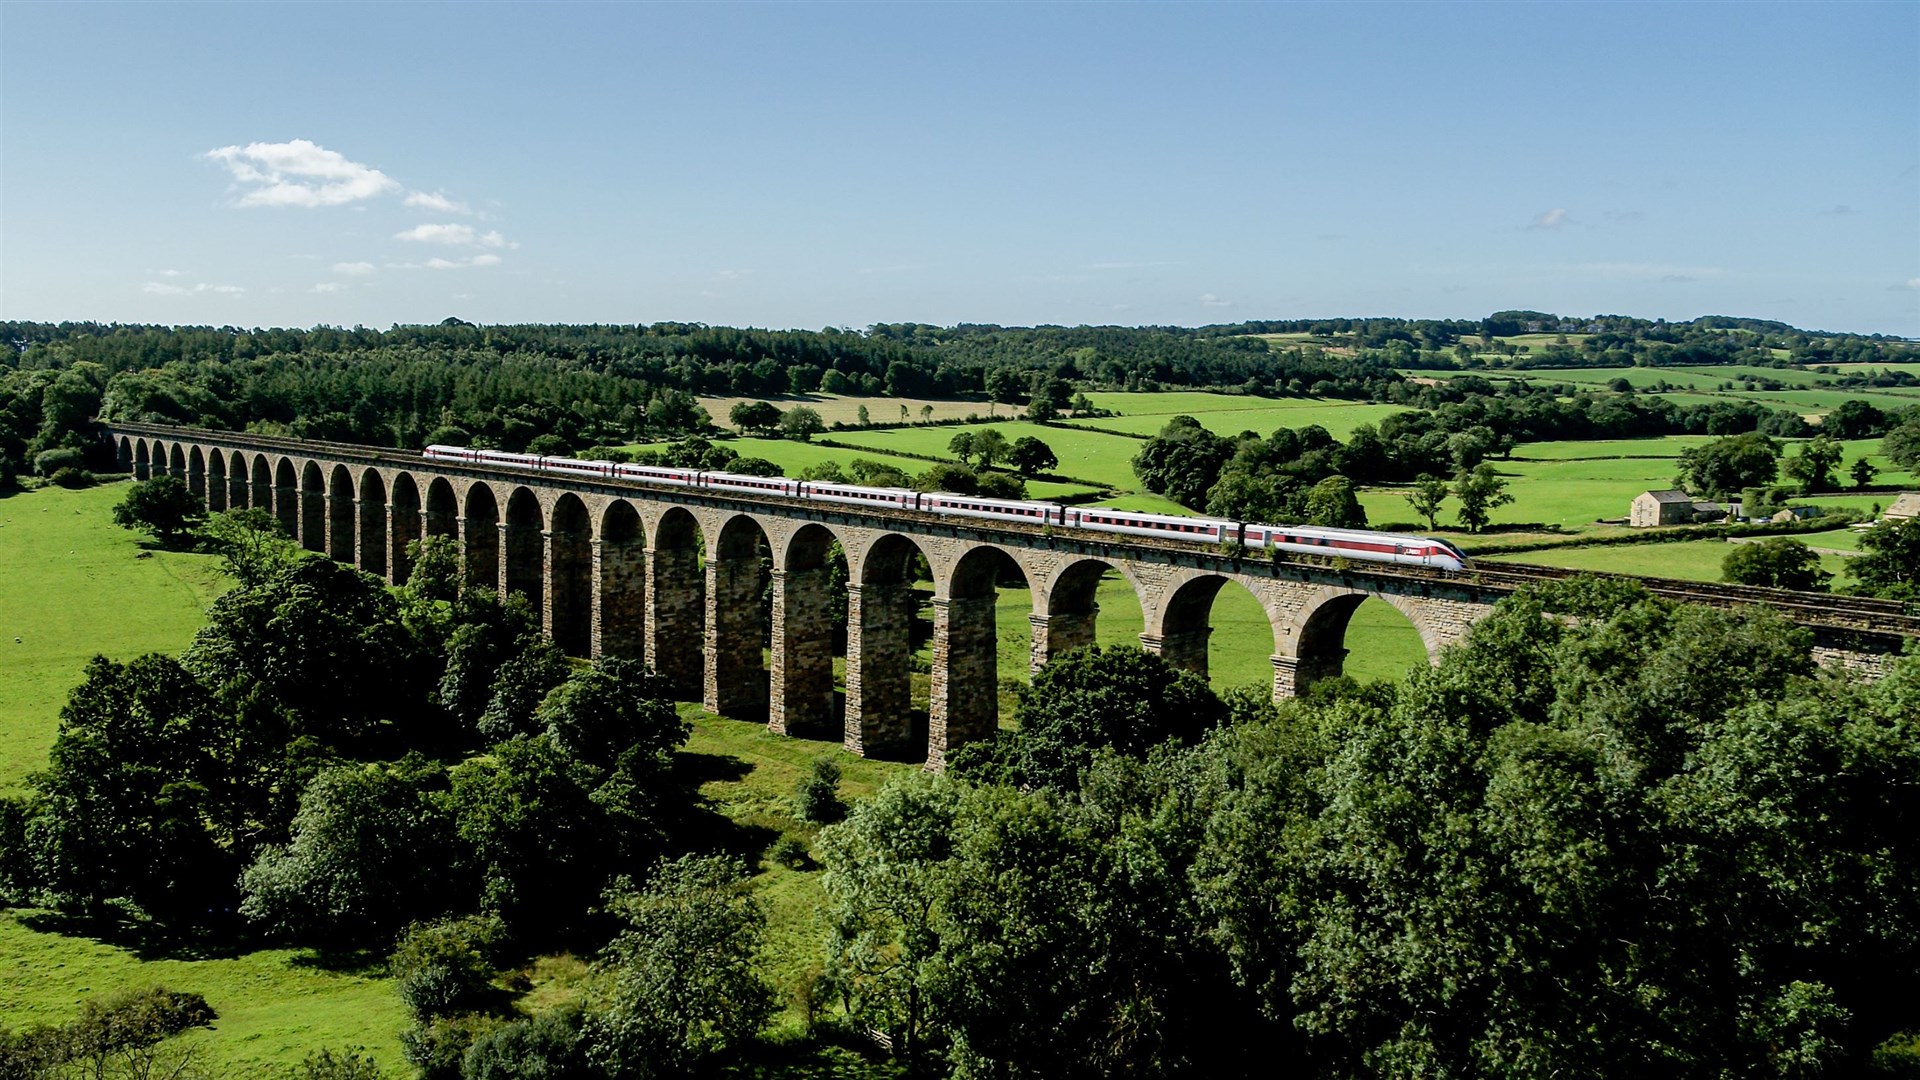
[104,422,1917,768]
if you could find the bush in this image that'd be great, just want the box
[403,1014,505,1080]
[794,759,843,825]
[461,1008,594,1080]
[391,916,505,1021]
[769,835,810,870]
[294,1047,390,1079]
[33,446,85,477]
[50,467,96,489]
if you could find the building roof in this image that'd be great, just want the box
[1887,492,1920,518]
[1638,489,1694,503]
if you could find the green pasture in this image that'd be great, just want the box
[824,422,1143,491]
[1525,365,1836,390]
[1070,392,1407,439]
[1484,539,1852,584]
[1822,362,1920,376]
[0,483,229,792]
[701,393,988,430]
[1494,333,1592,350]
[623,434,1106,500]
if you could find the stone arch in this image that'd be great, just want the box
[358,469,388,578]
[549,493,593,657]
[594,499,647,661]
[424,477,458,540]
[250,454,273,515]
[206,449,228,511]
[929,545,1031,767]
[1150,574,1283,686]
[503,487,544,612]
[770,523,849,740]
[646,506,706,699]
[1032,557,1148,674]
[298,460,325,550]
[188,445,207,501]
[117,436,133,474]
[327,464,356,563]
[390,472,422,584]
[1280,586,1443,697]
[133,439,150,480]
[846,532,932,762]
[168,443,186,480]
[704,514,773,719]
[228,451,248,509]
[463,483,501,591]
[275,458,300,538]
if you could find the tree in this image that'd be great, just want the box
[1008,436,1058,476]
[111,475,203,546]
[1132,416,1232,510]
[238,758,464,943]
[1722,538,1831,591]
[778,406,825,441]
[201,507,304,586]
[1404,473,1449,530]
[389,915,503,1021]
[919,404,933,423]
[1782,435,1842,494]
[1302,475,1368,529]
[1452,463,1513,533]
[27,653,236,921]
[1883,414,1920,471]
[1823,398,1886,439]
[449,734,615,935]
[588,855,774,1076]
[952,645,1225,792]
[533,657,688,776]
[1848,518,1920,599]
[856,404,870,426]
[1850,457,1880,490]
[947,431,976,466]
[983,368,1022,411]
[1675,433,1779,499]
[728,400,782,435]
[971,429,1010,469]
[476,636,573,744]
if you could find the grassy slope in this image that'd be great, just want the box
[0,484,229,791]
[1485,539,1852,583]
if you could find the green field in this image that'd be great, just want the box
[824,421,1145,491]
[1485,539,1853,584]
[0,484,230,791]
[1066,392,1407,439]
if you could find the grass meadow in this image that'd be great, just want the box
[1481,538,1855,584]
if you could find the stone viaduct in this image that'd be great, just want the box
[105,423,1918,769]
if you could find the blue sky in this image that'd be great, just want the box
[3,2,1915,335]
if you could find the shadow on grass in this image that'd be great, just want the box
[13,906,255,963]
[662,749,780,869]
[288,946,391,977]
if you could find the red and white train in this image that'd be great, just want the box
[422,445,1471,571]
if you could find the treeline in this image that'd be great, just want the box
[818,581,1920,1077]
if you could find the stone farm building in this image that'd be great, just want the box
[1631,489,1696,527]
[1887,493,1920,520]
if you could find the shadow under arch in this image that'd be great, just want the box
[206,450,228,512]
[358,468,388,578]
[133,439,150,479]
[168,443,185,480]
[931,545,1032,765]
[706,514,773,720]
[595,499,647,661]
[326,464,356,563]
[117,436,133,473]
[298,461,325,551]
[846,532,932,762]
[250,454,273,517]
[390,472,422,584]
[549,493,593,657]
[1287,589,1438,696]
[647,506,706,700]
[424,477,459,541]
[188,446,207,502]
[227,451,247,509]
[772,522,847,740]
[503,487,543,612]
[463,483,501,591]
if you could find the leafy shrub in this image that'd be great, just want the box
[403,1014,505,1080]
[794,759,843,825]
[391,916,505,1021]
[50,467,96,489]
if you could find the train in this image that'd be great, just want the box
[421,445,1472,571]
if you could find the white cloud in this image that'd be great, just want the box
[1897,278,1920,291]
[1526,208,1569,230]
[410,254,502,271]
[333,261,376,276]
[1199,293,1232,307]
[143,281,244,296]
[310,282,345,293]
[394,223,511,248]
[204,139,400,208]
[404,190,472,215]
[156,268,184,277]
